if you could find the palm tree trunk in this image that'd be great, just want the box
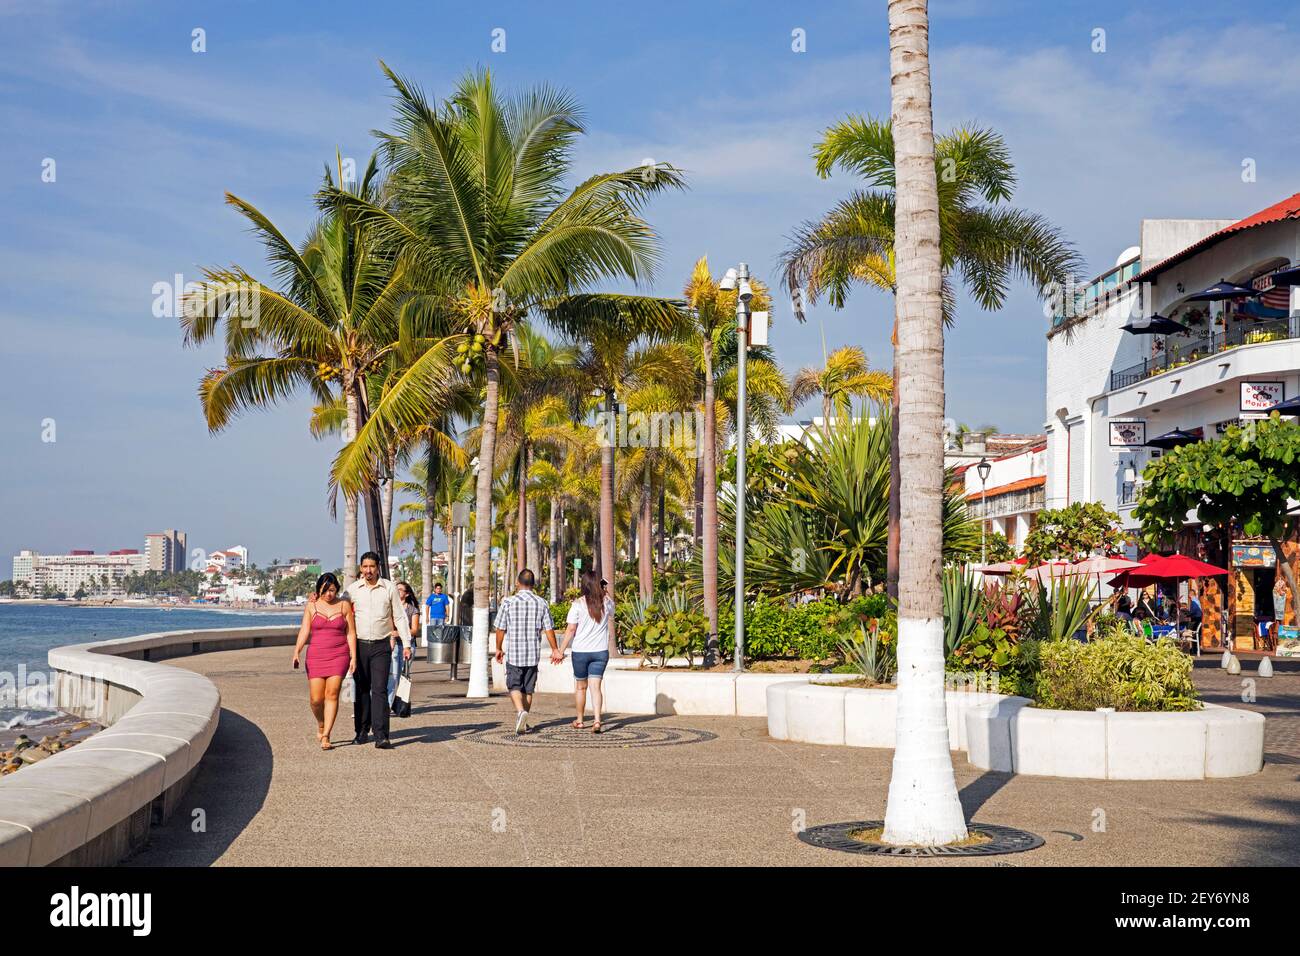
[343,388,360,586]
[693,456,704,547]
[557,503,567,594]
[638,464,653,599]
[549,495,560,602]
[881,0,967,847]
[823,393,832,430]
[516,450,528,576]
[887,359,901,601]
[422,439,435,608]
[468,349,501,698]
[382,451,396,548]
[657,485,666,567]
[702,345,720,663]
[527,447,542,580]
[600,388,616,592]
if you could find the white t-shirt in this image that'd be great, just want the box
[566,597,615,653]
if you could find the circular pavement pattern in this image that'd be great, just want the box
[465,722,717,749]
[798,821,1045,857]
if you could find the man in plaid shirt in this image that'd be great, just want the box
[494,568,560,734]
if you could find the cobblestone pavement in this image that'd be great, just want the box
[1194,664,1300,763]
[123,647,1300,867]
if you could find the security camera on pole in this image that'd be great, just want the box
[717,264,766,672]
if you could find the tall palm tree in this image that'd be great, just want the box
[880,0,966,847]
[790,345,892,428]
[182,156,408,586]
[783,115,1082,601]
[326,65,683,697]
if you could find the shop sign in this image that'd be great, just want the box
[1231,542,1276,567]
[1108,420,1146,447]
[1240,381,1283,412]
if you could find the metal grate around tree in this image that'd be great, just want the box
[798,820,1044,857]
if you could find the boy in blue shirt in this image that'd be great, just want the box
[425,582,451,627]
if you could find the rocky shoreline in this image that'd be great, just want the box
[0,715,103,777]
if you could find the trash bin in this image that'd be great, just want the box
[426,624,459,664]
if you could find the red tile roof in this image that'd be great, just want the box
[965,474,1046,502]
[1134,192,1300,283]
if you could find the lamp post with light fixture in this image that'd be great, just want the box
[719,264,753,672]
[977,457,992,564]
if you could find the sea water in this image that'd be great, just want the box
[0,603,298,729]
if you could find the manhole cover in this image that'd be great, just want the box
[798,820,1044,857]
[466,723,717,749]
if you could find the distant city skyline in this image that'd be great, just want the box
[3,1,1297,565]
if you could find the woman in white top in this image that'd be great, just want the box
[557,569,617,732]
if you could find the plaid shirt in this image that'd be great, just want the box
[495,588,554,667]
[493,590,556,665]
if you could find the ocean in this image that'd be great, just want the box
[0,603,299,730]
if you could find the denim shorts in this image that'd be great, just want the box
[571,651,609,681]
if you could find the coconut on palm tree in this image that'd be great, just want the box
[324,65,683,697]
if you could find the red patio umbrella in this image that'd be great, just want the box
[1113,553,1228,588]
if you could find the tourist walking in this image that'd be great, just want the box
[291,573,357,751]
[345,552,412,749]
[388,581,420,706]
[556,569,617,732]
[493,569,559,735]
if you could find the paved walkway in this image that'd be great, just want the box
[125,647,1300,867]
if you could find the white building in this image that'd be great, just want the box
[957,437,1048,552]
[11,549,147,597]
[1044,192,1300,648]
[204,546,249,575]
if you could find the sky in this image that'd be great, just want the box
[2,0,1298,569]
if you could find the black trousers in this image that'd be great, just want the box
[353,640,391,740]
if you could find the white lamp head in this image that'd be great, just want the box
[738,279,753,303]
[719,268,738,291]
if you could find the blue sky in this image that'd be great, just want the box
[2,0,1298,569]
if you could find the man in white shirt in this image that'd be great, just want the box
[345,552,412,749]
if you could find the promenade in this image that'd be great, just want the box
[124,646,1300,867]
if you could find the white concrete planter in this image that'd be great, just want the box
[964,697,1263,780]
[767,681,1004,752]
[0,624,298,867]
[767,681,1265,781]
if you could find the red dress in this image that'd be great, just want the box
[305,610,350,679]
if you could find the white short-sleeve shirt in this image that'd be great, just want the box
[566,597,615,653]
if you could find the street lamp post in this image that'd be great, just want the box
[977,457,992,564]
[720,264,753,672]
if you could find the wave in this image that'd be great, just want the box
[0,710,61,731]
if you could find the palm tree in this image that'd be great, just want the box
[790,345,892,429]
[183,156,407,586]
[880,0,966,847]
[325,65,683,697]
[783,114,1081,601]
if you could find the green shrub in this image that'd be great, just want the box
[717,596,894,660]
[1034,634,1200,712]
[623,607,709,666]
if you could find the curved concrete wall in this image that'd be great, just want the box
[0,624,298,867]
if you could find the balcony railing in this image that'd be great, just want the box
[968,484,1046,520]
[1109,316,1299,392]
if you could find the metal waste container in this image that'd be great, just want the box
[426,624,474,678]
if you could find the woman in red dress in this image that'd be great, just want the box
[292,573,357,750]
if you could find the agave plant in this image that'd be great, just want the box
[837,620,897,684]
[942,564,984,656]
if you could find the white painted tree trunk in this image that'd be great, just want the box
[881,0,968,847]
[468,350,500,699]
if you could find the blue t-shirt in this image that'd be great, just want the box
[425,592,451,620]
